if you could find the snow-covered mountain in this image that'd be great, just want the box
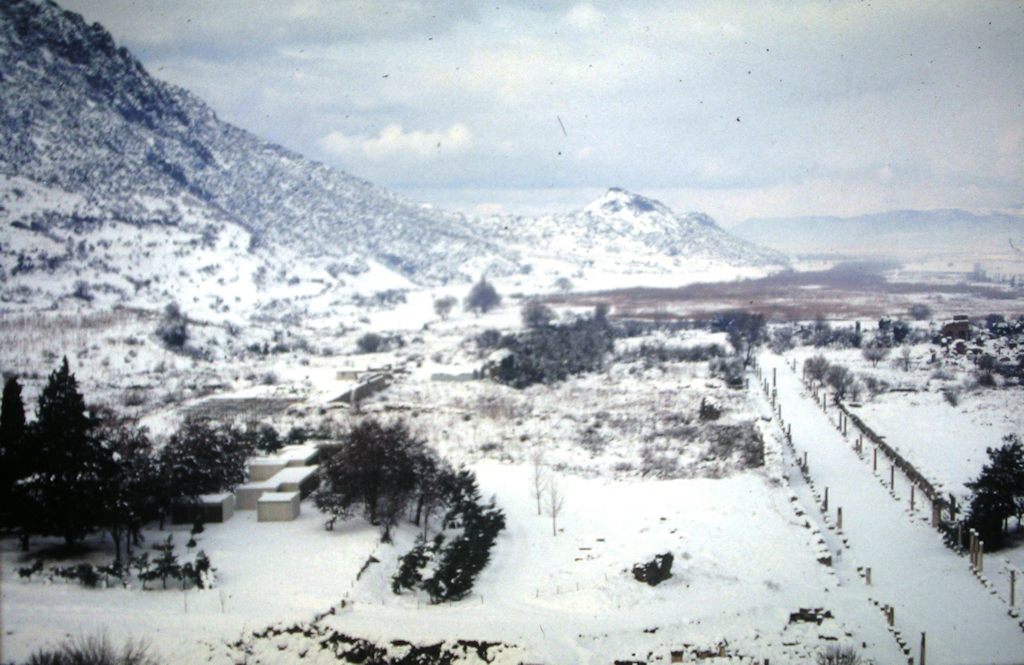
[0,0,787,314]
[0,0,516,298]
[480,188,788,286]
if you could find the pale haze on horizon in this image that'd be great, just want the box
[59,0,1024,226]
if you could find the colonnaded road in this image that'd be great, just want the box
[763,353,1024,665]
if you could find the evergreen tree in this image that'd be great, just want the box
[314,419,422,542]
[464,277,501,314]
[94,411,159,562]
[1,376,27,511]
[29,358,102,547]
[158,418,253,521]
[151,535,181,590]
[392,537,430,594]
[964,436,1024,548]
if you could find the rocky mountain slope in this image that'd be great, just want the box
[0,0,515,290]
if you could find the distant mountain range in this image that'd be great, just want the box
[732,209,1024,258]
[0,0,786,316]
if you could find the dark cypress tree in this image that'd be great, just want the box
[30,357,101,547]
[1,376,27,510]
[964,436,1024,549]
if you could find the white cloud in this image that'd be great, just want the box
[564,3,605,30]
[320,124,473,162]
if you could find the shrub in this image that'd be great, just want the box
[909,303,932,321]
[24,634,160,665]
[155,302,188,350]
[521,300,555,328]
[815,645,862,665]
[433,296,457,320]
[861,343,890,367]
[698,398,722,421]
[976,370,997,387]
[356,332,384,353]
[708,356,745,389]
[72,280,94,302]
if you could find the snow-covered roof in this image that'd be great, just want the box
[258,491,299,502]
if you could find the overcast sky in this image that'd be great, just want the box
[60,1,1024,226]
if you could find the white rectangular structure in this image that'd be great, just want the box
[271,465,318,498]
[171,492,235,524]
[235,480,278,510]
[279,444,319,467]
[247,458,287,481]
[257,491,301,522]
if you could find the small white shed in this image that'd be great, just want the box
[235,480,278,510]
[171,492,236,524]
[271,465,318,498]
[257,491,301,522]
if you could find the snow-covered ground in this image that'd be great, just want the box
[763,354,1024,664]
[3,288,1023,664]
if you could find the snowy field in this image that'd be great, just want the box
[2,282,1024,664]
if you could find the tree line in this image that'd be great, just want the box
[0,358,253,559]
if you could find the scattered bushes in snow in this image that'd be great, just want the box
[490,311,614,388]
[17,542,214,591]
[618,342,724,368]
[710,310,766,366]
[640,423,764,478]
[632,552,674,586]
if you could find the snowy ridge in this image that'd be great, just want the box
[0,0,517,285]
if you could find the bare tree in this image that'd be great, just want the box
[545,474,565,536]
[530,448,547,516]
[898,346,912,371]
[804,355,830,386]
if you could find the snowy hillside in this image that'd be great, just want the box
[480,188,789,289]
[0,0,517,287]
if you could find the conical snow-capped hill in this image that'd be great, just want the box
[479,188,788,281]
